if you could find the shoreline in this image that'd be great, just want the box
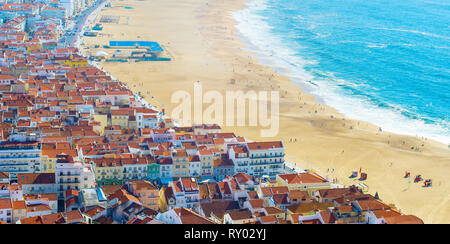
[232,0,449,145]
[80,0,450,223]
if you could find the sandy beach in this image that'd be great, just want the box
[80,0,450,223]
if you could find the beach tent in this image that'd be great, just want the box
[359,173,367,181]
[404,172,410,178]
[414,175,423,183]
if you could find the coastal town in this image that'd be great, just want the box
[0,0,425,224]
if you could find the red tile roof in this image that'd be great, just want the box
[0,199,12,210]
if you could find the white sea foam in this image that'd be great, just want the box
[232,0,450,144]
[367,43,388,48]
[423,1,450,7]
[373,27,450,40]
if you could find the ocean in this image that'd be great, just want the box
[233,0,450,144]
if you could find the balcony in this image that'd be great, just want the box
[249,154,285,159]
[59,179,79,184]
[59,173,81,177]
[270,165,283,169]
[0,163,29,166]
[0,155,40,159]
[249,160,284,166]
[186,198,199,204]
[0,169,27,173]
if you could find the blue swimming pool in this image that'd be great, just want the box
[109,41,164,52]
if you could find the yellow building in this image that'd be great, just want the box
[91,158,124,185]
[111,109,130,129]
[41,149,78,173]
[286,202,334,217]
[27,44,42,53]
[172,150,190,178]
[57,55,88,68]
[159,186,169,212]
[41,155,56,173]
[93,114,108,136]
[275,173,331,195]
[198,149,219,177]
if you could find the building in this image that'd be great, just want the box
[111,109,130,129]
[41,149,78,173]
[286,202,334,218]
[55,154,96,198]
[126,180,159,210]
[0,3,39,21]
[91,158,124,186]
[198,149,219,178]
[60,0,76,17]
[246,141,285,178]
[228,145,250,175]
[158,158,173,180]
[223,209,254,224]
[188,155,201,178]
[193,124,221,135]
[107,189,141,223]
[172,150,189,178]
[168,178,200,209]
[0,172,9,184]
[40,7,67,20]
[275,173,331,194]
[156,207,215,224]
[0,198,12,224]
[0,141,41,180]
[122,157,150,181]
[147,161,160,180]
[5,184,20,202]
[79,188,107,211]
[17,173,56,195]
[135,108,159,129]
[213,156,234,181]
[11,200,26,223]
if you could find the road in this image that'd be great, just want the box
[60,0,108,47]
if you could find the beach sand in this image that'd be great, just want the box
[80,0,450,223]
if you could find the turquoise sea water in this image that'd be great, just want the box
[233,0,450,144]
